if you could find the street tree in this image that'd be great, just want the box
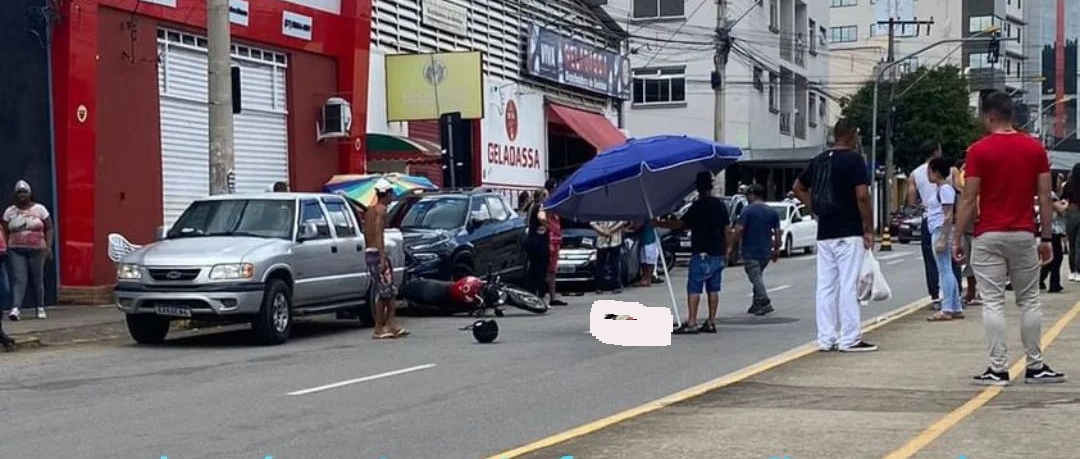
[841,65,982,174]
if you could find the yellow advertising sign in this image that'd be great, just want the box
[385,51,484,121]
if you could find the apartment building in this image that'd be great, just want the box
[828,0,1033,123]
[603,0,831,199]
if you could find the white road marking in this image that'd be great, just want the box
[876,253,907,261]
[745,284,791,297]
[286,364,437,396]
[886,259,906,266]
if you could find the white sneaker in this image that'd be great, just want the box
[36,308,47,319]
[7,308,20,322]
[1070,273,1079,282]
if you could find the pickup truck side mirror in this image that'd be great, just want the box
[297,222,319,242]
[155,226,167,241]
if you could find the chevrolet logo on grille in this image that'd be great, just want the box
[166,271,183,280]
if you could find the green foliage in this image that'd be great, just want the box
[840,65,982,174]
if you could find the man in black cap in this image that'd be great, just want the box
[656,171,731,334]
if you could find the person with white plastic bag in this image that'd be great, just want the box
[858,250,892,303]
[794,120,877,353]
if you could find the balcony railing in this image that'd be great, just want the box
[779,111,792,135]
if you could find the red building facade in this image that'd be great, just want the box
[51,0,372,302]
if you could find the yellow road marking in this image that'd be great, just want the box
[485,296,931,459]
[882,299,1080,459]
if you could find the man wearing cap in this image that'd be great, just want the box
[364,179,407,339]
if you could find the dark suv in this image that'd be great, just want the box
[388,189,528,281]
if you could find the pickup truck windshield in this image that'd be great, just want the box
[170,199,296,239]
[390,196,467,230]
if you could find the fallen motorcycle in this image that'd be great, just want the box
[401,271,549,317]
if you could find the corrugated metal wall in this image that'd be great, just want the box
[0,0,58,306]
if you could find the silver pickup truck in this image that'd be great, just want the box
[114,193,405,345]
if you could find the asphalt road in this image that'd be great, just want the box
[0,244,930,459]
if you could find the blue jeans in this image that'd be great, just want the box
[687,254,724,295]
[932,229,962,313]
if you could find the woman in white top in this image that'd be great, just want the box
[926,158,963,321]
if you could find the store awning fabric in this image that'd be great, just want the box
[366,133,443,162]
[546,104,627,152]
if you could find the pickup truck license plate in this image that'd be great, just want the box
[155,305,192,318]
[680,241,691,248]
[557,265,576,274]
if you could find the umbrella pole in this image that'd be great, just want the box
[639,181,682,329]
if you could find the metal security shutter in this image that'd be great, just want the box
[156,29,289,227]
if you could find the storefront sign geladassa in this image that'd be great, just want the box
[481,79,546,188]
[525,24,630,99]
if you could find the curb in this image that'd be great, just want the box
[486,296,933,459]
[7,318,208,350]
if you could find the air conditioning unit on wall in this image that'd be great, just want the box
[317,97,352,141]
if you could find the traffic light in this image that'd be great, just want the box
[987,32,1001,65]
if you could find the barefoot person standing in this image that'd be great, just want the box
[365,179,407,340]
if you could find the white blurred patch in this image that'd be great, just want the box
[590,300,672,347]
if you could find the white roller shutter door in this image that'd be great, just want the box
[156,29,289,227]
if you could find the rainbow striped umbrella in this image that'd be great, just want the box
[323,173,438,207]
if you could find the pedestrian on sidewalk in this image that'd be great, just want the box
[1039,192,1067,293]
[656,171,730,334]
[1063,163,1080,282]
[953,91,1066,386]
[0,226,15,351]
[793,120,877,352]
[2,180,53,321]
[544,179,567,306]
[907,141,945,306]
[364,179,407,340]
[524,189,551,301]
[955,160,982,306]
[729,184,781,316]
[926,158,964,321]
[590,220,627,294]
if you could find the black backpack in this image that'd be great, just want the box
[809,151,842,216]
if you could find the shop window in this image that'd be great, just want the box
[632,67,687,106]
[633,0,684,19]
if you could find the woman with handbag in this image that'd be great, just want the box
[926,158,963,321]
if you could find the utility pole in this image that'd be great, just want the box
[208,0,235,195]
[875,16,933,231]
[713,0,729,144]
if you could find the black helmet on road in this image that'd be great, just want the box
[471,319,499,343]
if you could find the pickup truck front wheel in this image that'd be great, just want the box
[252,280,292,345]
[126,314,170,344]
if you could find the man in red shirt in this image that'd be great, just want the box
[954,91,1065,386]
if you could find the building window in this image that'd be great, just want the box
[898,57,919,74]
[769,0,778,31]
[768,72,779,112]
[969,15,998,33]
[830,0,856,6]
[753,66,765,92]
[633,0,685,19]
[809,19,817,53]
[809,94,818,127]
[829,26,857,43]
[819,26,827,48]
[969,52,992,69]
[632,67,686,106]
[819,95,827,122]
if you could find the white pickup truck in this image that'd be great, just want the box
[113,193,405,345]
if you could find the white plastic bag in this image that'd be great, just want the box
[858,251,892,302]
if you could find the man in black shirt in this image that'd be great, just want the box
[657,172,731,334]
[793,120,876,353]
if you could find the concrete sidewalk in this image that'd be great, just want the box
[3,304,127,348]
[515,291,1080,459]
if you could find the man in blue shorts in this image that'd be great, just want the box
[657,172,731,334]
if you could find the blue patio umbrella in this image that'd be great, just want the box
[543,135,743,327]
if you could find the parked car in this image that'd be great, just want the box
[114,193,406,345]
[388,189,528,282]
[765,201,817,257]
[889,205,921,244]
[555,220,642,291]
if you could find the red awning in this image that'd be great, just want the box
[546,104,627,152]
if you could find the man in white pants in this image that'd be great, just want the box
[793,120,876,352]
